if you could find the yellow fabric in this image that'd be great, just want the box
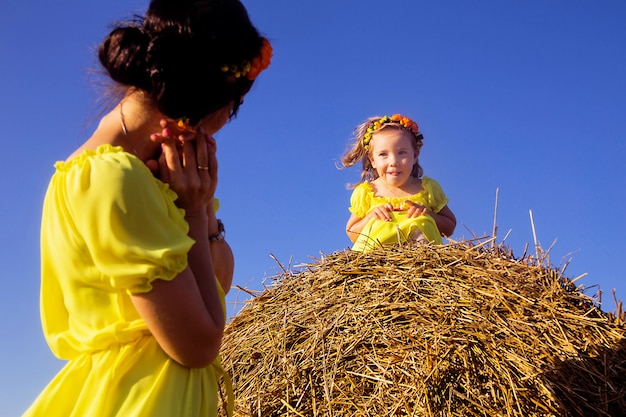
[352,211,442,252]
[349,177,448,252]
[24,145,230,417]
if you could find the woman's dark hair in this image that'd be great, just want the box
[98,0,264,125]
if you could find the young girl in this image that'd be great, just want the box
[341,114,456,252]
[23,1,271,416]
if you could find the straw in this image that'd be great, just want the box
[218,240,626,416]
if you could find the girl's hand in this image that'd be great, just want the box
[155,125,218,215]
[367,202,395,222]
[404,200,429,218]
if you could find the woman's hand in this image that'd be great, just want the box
[150,119,218,214]
[145,119,189,177]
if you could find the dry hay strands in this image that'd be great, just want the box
[218,241,626,417]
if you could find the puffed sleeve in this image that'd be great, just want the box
[64,148,194,293]
[348,182,373,218]
[422,176,449,213]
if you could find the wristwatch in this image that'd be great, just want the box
[209,219,225,242]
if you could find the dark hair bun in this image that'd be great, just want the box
[98,25,151,91]
[98,0,265,124]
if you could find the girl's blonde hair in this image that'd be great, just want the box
[339,115,424,186]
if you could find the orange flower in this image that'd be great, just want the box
[172,117,197,134]
[177,117,191,131]
[246,37,273,80]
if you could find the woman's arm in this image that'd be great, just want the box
[131,130,226,368]
[132,213,225,368]
[207,205,234,294]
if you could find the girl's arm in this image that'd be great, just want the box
[405,202,457,237]
[430,205,456,237]
[346,202,395,243]
[346,213,368,243]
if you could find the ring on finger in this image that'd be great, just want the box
[197,165,209,170]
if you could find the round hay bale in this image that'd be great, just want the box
[218,242,626,416]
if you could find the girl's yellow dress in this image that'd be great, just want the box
[349,176,449,252]
[23,145,230,417]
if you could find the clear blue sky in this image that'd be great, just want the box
[2,1,625,415]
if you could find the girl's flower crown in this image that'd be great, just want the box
[363,114,423,152]
[220,37,273,80]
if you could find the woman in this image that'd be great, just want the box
[23,0,272,416]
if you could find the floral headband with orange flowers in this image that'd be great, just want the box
[363,114,423,152]
[172,38,273,133]
[220,37,273,80]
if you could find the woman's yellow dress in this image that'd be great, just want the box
[23,145,230,417]
[349,177,449,252]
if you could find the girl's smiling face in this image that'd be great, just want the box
[368,129,419,187]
